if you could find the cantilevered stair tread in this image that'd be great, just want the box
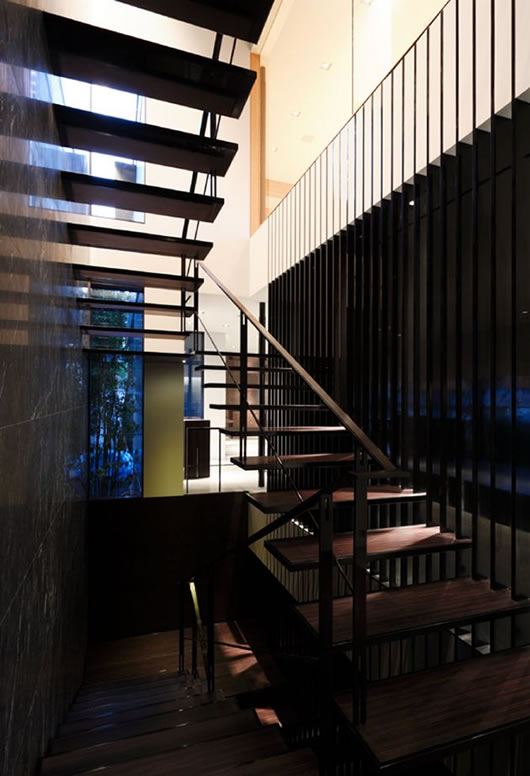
[247,486,427,514]
[265,525,472,570]
[195,365,292,372]
[40,708,259,776]
[194,350,267,358]
[68,222,212,259]
[72,725,287,776]
[81,325,187,339]
[296,578,530,647]
[73,264,202,292]
[335,647,530,768]
[8,6,256,117]
[62,171,223,221]
[231,452,356,471]
[78,297,194,317]
[209,403,325,411]
[55,104,238,176]
[219,425,347,438]
[203,382,306,389]
[119,0,275,44]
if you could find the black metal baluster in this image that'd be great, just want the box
[439,9,448,533]
[455,0,464,538]
[510,0,518,603]
[258,302,266,487]
[240,312,248,460]
[489,0,498,589]
[471,0,480,579]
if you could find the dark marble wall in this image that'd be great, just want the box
[0,2,88,774]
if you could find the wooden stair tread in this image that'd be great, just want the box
[231,452,356,470]
[73,725,287,776]
[266,525,472,570]
[56,104,237,176]
[69,687,211,719]
[248,487,426,514]
[209,404,325,411]
[60,697,238,736]
[195,365,292,372]
[73,264,201,292]
[41,709,259,775]
[62,171,223,221]
[80,325,187,340]
[335,647,530,767]
[75,672,192,701]
[224,748,320,774]
[68,222,212,259]
[119,0,275,44]
[220,426,347,438]
[297,578,530,646]
[78,297,194,317]
[51,701,243,754]
[10,6,256,117]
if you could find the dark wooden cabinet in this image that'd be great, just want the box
[184,418,210,479]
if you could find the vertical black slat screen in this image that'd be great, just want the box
[264,0,528,623]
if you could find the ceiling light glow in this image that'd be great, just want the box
[320,62,332,71]
[291,110,301,118]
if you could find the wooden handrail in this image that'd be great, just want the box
[199,262,397,472]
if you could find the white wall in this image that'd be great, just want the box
[263,0,530,284]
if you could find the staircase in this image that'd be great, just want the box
[195,234,530,773]
[11,0,529,772]
[39,625,319,775]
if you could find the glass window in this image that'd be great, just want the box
[30,74,145,222]
[88,352,143,499]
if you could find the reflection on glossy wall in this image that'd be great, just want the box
[0,2,88,775]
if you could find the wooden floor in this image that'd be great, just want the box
[248,486,427,514]
[266,524,471,570]
[336,647,530,768]
[296,578,530,645]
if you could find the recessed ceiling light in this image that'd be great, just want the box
[272,146,279,152]
[320,62,332,71]
[223,323,231,328]
[291,110,301,118]
[360,0,373,5]
[409,200,415,206]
